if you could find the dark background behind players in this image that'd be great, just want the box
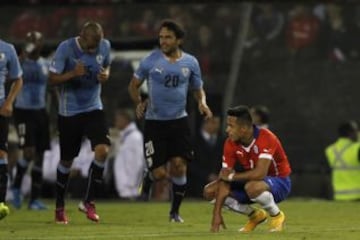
[1,1,359,200]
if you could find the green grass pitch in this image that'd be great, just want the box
[1,198,359,240]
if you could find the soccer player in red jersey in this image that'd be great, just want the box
[204,105,291,233]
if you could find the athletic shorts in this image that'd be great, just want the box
[14,108,50,152]
[0,115,9,152]
[143,117,194,170]
[58,110,110,161]
[230,176,291,204]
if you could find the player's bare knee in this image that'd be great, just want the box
[94,144,109,162]
[203,180,219,200]
[169,157,187,176]
[203,185,215,200]
[152,167,168,180]
[244,181,266,198]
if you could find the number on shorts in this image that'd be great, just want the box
[145,140,154,157]
[18,123,26,136]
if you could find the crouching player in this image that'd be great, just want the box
[203,105,291,233]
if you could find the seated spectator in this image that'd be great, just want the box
[9,10,48,38]
[286,4,320,58]
[321,4,349,63]
[245,3,285,59]
[130,9,158,37]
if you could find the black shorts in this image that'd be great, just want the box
[14,108,51,152]
[58,110,110,161]
[143,117,194,170]
[0,115,9,152]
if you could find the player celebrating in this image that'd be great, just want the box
[0,38,23,220]
[11,31,50,210]
[49,21,111,224]
[128,19,212,222]
[203,105,291,232]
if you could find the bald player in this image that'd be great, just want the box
[49,21,112,224]
[11,31,50,210]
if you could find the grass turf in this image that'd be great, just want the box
[1,198,359,240]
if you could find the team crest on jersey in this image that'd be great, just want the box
[253,145,259,154]
[96,54,103,64]
[0,53,5,61]
[181,67,190,77]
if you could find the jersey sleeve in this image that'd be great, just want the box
[222,139,236,169]
[133,55,150,82]
[7,44,22,79]
[189,56,203,90]
[258,133,278,160]
[49,41,68,74]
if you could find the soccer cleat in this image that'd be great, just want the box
[78,201,99,222]
[55,207,68,224]
[11,188,22,209]
[28,199,48,210]
[239,208,267,233]
[0,202,10,220]
[268,211,285,232]
[169,213,184,223]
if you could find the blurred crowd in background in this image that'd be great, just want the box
[1,1,359,201]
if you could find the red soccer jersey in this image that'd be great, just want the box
[222,127,291,177]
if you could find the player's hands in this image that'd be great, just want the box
[0,101,13,117]
[219,168,235,182]
[210,213,227,233]
[73,61,86,77]
[136,100,148,119]
[198,102,213,120]
[97,67,110,83]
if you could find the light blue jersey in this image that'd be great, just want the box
[15,57,48,109]
[0,40,22,106]
[49,37,111,116]
[134,49,203,120]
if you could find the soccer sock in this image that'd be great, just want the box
[84,160,104,203]
[55,163,70,208]
[251,191,280,216]
[170,176,186,215]
[141,171,153,198]
[13,159,28,189]
[30,161,43,202]
[224,197,254,215]
[0,159,8,203]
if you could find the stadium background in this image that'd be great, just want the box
[1,0,359,200]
